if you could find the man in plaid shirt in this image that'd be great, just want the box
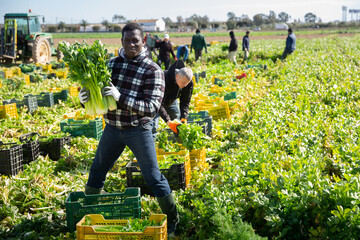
[79,23,179,237]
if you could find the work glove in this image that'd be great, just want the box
[168,120,181,134]
[102,82,120,101]
[78,87,90,104]
[205,49,208,54]
[181,118,187,124]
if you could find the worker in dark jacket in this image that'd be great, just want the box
[190,29,207,61]
[155,34,176,70]
[152,60,193,137]
[242,31,250,62]
[282,28,296,60]
[228,31,238,63]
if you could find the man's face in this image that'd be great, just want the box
[122,29,144,59]
[175,73,191,89]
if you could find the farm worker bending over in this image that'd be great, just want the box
[228,30,238,63]
[242,30,250,62]
[78,23,179,238]
[176,45,189,61]
[155,34,177,70]
[190,29,207,61]
[282,28,296,60]
[152,60,194,138]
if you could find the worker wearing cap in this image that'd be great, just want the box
[155,34,177,70]
[282,28,296,60]
[152,60,194,138]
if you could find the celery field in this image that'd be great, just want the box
[1,35,360,239]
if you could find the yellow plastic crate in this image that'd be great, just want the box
[12,67,21,76]
[156,149,191,186]
[76,214,167,240]
[208,101,231,120]
[68,86,79,97]
[24,75,30,85]
[0,103,18,119]
[43,64,52,71]
[190,147,206,169]
[55,70,68,79]
[4,70,13,79]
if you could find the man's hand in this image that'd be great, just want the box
[167,120,181,134]
[78,87,90,104]
[205,49,207,54]
[181,118,187,124]
[175,57,178,60]
[102,82,120,101]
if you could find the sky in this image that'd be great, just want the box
[1,0,360,24]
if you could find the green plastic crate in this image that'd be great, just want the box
[53,89,68,104]
[224,91,237,101]
[60,118,103,140]
[65,187,141,233]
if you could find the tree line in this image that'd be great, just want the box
[47,11,358,33]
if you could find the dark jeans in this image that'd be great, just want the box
[152,99,180,140]
[157,57,171,70]
[87,122,171,198]
[282,49,294,60]
[195,50,202,61]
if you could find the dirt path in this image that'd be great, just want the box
[53,33,356,47]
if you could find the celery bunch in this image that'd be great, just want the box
[59,40,117,115]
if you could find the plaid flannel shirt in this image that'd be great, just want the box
[104,48,165,128]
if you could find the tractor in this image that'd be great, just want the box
[0,11,62,64]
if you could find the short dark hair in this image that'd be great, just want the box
[246,31,250,34]
[288,28,293,33]
[122,23,144,39]
[229,30,234,37]
[196,29,200,33]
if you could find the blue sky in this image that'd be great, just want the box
[1,0,359,24]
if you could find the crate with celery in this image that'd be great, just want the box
[58,40,116,115]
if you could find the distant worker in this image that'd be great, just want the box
[190,29,207,61]
[176,45,189,61]
[282,28,296,60]
[152,60,194,138]
[155,34,177,70]
[242,31,250,62]
[228,31,238,63]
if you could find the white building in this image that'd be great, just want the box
[132,19,165,32]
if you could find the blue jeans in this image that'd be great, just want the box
[152,99,180,139]
[87,122,171,198]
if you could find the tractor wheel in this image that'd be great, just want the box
[32,37,51,64]
[56,45,64,62]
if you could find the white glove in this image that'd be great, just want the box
[102,82,120,101]
[78,87,90,104]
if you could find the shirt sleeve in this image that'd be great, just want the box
[203,36,207,51]
[159,105,171,123]
[179,81,193,119]
[117,68,165,118]
[169,43,176,59]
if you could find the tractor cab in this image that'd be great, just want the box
[1,12,56,64]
